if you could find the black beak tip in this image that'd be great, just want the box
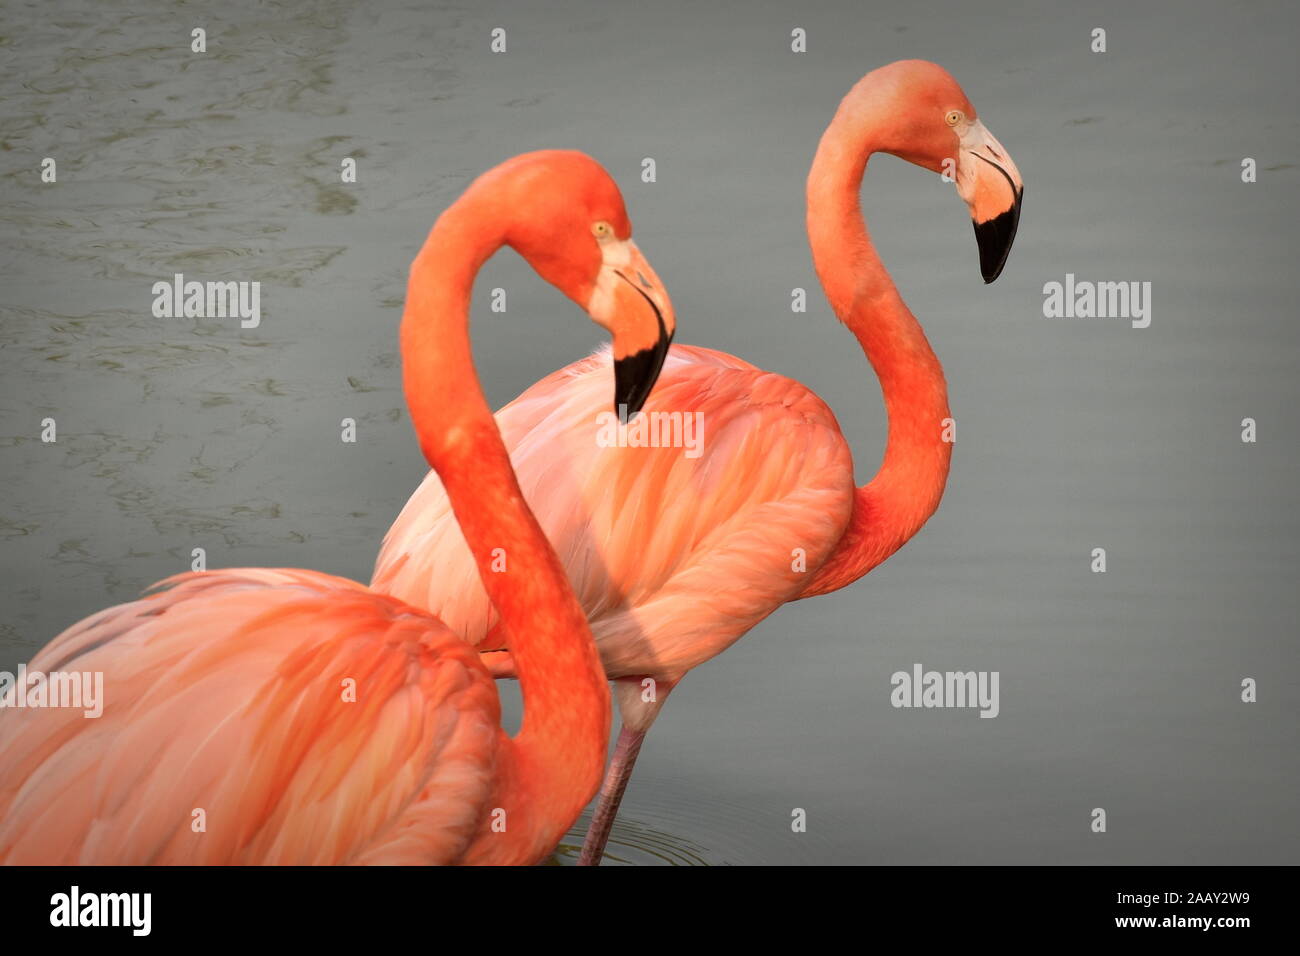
[616,393,647,424]
[974,187,1023,284]
[613,331,673,425]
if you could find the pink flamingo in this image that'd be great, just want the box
[373,61,1024,864]
[0,151,676,866]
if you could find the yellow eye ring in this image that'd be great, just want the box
[945,110,965,127]
[591,221,613,239]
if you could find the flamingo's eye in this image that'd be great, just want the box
[945,110,965,127]
[591,221,613,239]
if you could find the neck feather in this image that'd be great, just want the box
[801,99,953,597]
[400,200,609,862]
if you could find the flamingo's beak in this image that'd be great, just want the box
[958,120,1023,283]
[587,240,676,421]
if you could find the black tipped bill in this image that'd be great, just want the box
[612,271,673,422]
[614,323,672,423]
[973,185,1023,284]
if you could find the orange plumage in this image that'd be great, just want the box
[0,151,677,866]
[372,62,1025,864]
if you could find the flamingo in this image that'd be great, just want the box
[0,150,677,866]
[372,60,1024,865]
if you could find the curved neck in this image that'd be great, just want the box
[801,97,953,597]
[400,199,609,862]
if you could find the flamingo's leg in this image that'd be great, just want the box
[577,675,677,866]
[577,725,647,866]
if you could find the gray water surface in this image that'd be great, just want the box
[1,0,1297,864]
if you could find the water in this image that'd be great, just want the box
[1,0,1297,864]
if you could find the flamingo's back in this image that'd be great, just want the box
[373,345,856,680]
[0,568,500,865]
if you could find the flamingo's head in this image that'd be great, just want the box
[493,150,675,420]
[862,60,1024,283]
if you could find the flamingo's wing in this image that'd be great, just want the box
[0,569,500,865]
[374,345,855,679]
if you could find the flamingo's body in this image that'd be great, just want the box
[372,61,1024,864]
[0,151,676,866]
[376,343,855,684]
[0,569,502,865]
